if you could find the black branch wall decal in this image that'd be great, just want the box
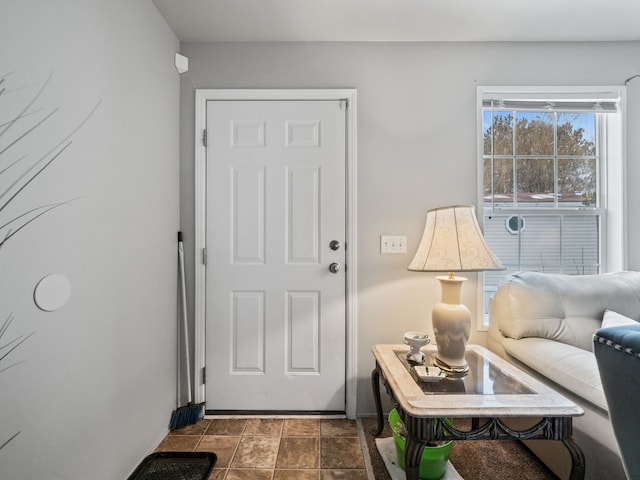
[0,71,100,451]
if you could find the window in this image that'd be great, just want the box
[477,87,626,327]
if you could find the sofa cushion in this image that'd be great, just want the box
[602,309,638,328]
[492,271,640,351]
[502,336,607,411]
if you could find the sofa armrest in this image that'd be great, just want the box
[502,337,607,410]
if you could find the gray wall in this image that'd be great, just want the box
[0,1,180,478]
[179,41,640,416]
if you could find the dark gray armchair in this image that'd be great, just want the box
[593,324,640,480]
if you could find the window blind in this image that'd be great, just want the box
[481,89,620,113]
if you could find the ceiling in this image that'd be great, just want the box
[152,0,640,43]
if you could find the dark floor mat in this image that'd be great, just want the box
[128,452,217,480]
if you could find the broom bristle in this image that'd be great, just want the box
[169,403,204,430]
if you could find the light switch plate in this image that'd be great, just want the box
[380,235,407,254]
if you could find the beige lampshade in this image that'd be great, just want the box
[408,205,504,272]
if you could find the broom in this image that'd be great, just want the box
[169,232,204,430]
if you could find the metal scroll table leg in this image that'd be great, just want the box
[405,435,425,480]
[371,367,384,436]
[563,438,586,480]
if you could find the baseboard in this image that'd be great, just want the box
[205,410,345,417]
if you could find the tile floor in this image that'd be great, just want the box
[155,417,370,480]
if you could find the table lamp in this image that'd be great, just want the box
[408,205,504,374]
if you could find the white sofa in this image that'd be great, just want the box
[488,271,640,480]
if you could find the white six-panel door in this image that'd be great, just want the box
[205,100,347,411]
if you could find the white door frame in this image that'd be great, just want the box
[193,89,358,418]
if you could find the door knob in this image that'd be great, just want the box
[328,262,341,274]
[329,240,341,251]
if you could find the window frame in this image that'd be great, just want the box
[476,85,627,330]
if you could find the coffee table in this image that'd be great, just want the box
[371,344,585,480]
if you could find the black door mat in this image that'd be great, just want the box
[128,452,217,480]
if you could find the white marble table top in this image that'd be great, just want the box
[373,344,584,419]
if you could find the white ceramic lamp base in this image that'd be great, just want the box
[432,275,470,374]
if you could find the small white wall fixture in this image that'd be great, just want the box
[174,53,189,74]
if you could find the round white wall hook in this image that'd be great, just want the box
[34,273,71,312]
